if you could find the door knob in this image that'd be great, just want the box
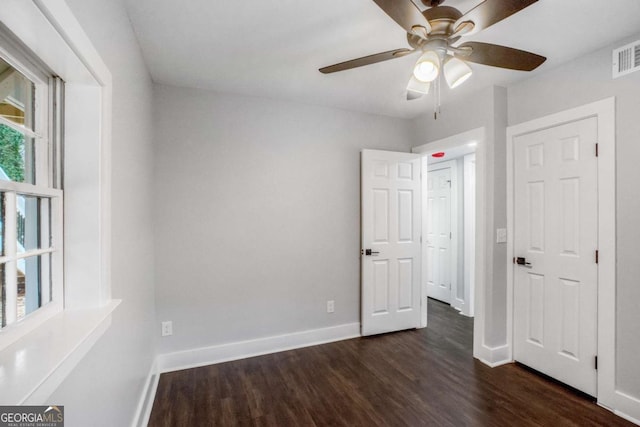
[514,257,532,267]
[363,249,380,256]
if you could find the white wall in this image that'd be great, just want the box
[508,33,640,399]
[153,84,414,354]
[46,0,157,425]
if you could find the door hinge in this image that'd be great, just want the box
[596,143,599,157]
[595,356,598,370]
[595,250,599,264]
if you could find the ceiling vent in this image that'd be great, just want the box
[613,40,640,78]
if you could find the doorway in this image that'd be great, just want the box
[413,127,484,331]
[511,116,598,395]
[506,98,616,404]
[425,161,456,306]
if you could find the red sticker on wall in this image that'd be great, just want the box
[432,152,445,158]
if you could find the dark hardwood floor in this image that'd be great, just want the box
[149,299,632,426]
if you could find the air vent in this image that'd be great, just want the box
[613,40,640,78]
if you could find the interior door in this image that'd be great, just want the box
[513,117,598,396]
[426,167,452,304]
[361,149,421,336]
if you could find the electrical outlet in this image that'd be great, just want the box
[327,300,335,313]
[161,321,173,337]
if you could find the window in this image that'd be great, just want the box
[0,1,117,404]
[0,48,63,348]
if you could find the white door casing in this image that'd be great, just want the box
[361,150,422,336]
[512,117,598,396]
[426,164,454,304]
[463,153,476,317]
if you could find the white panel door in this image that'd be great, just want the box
[513,117,598,395]
[361,150,421,336]
[426,167,452,304]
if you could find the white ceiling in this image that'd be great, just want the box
[125,0,640,119]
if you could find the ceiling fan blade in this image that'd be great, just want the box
[455,42,545,71]
[454,0,538,36]
[319,49,414,74]
[372,0,432,34]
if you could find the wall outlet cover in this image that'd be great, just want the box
[327,300,335,313]
[161,321,173,336]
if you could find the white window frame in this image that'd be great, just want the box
[0,0,119,405]
[0,42,64,351]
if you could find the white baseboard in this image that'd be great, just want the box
[131,323,359,426]
[610,390,640,425]
[157,322,361,373]
[476,344,511,367]
[131,359,159,427]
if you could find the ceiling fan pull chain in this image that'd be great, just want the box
[438,73,442,117]
[433,73,442,120]
[433,77,437,120]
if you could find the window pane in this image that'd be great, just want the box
[0,124,35,184]
[0,58,35,129]
[17,254,49,321]
[16,195,50,253]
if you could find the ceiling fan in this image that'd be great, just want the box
[319,0,546,100]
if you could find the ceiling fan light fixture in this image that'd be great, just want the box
[444,57,472,89]
[407,76,430,95]
[413,51,440,83]
[406,76,430,100]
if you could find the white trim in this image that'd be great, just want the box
[0,180,63,197]
[157,323,361,373]
[27,2,114,303]
[476,344,511,367]
[131,359,160,427]
[32,0,111,87]
[610,391,640,425]
[0,116,40,139]
[412,127,488,362]
[0,0,117,404]
[506,98,617,406]
[0,300,120,404]
[463,153,476,317]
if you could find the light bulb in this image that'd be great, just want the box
[413,51,440,83]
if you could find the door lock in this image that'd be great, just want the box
[364,249,380,256]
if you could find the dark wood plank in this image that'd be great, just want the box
[148,299,633,426]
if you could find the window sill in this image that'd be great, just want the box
[0,299,121,404]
